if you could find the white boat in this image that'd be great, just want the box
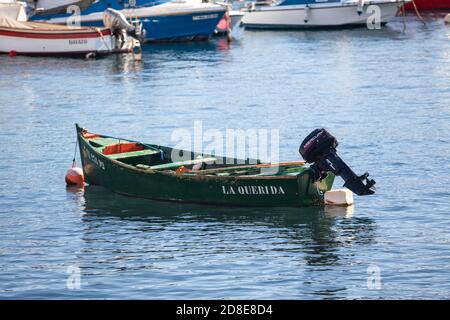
[241,0,410,29]
[0,1,140,57]
[230,10,245,28]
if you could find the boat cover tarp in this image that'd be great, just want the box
[0,15,109,33]
[0,1,28,21]
[0,16,32,29]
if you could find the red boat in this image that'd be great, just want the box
[404,0,450,10]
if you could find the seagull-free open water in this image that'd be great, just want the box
[0,14,449,299]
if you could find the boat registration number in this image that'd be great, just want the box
[83,146,105,170]
[192,14,218,21]
[69,39,88,45]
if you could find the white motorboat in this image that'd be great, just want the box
[241,0,410,29]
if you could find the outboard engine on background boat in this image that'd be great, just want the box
[299,128,376,196]
[102,8,144,43]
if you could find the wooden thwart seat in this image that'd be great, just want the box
[107,149,160,160]
[149,157,217,170]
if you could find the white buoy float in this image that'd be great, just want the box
[445,14,450,24]
[324,188,354,206]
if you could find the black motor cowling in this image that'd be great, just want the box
[299,128,376,196]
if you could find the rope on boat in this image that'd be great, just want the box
[95,27,112,52]
[72,135,78,167]
[411,0,426,25]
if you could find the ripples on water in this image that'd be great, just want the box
[0,14,449,299]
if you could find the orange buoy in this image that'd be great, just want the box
[65,162,84,186]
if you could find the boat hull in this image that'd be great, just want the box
[77,127,334,207]
[404,0,450,10]
[0,26,127,57]
[242,1,404,29]
[140,11,226,42]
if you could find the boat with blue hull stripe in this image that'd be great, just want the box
[29,1,226,42]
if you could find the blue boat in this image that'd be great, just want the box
[29,0,227,42]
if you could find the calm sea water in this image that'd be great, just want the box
[0,14,449,299]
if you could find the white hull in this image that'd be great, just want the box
[0,20,137,56]
[242,1,405,29]
[230,11,245,29]
[0,32,114,55]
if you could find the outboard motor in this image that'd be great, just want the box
[103,8,144,44]
[299,128,376,196]
[103,8,134,32]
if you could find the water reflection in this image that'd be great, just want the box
[141,38,231,55]
[110,54,145,74]
[77,185,376,270]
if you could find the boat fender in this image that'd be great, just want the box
[85,52,96,59]
[445,14,450,24]
[65,164,84,187]
[304,5,310,23]
[8,50,17,58]
[325,189,353,206]
[357,0,364,16]
[192,162,207,171]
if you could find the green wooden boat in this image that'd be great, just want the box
[76,125,375,207]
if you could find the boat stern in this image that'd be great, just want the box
[297,169,335,206]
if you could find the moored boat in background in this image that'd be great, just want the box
[28,0,227,42]
[0,1,140,58]
[242,0,409,29]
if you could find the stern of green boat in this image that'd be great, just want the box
[296,168,335,206]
